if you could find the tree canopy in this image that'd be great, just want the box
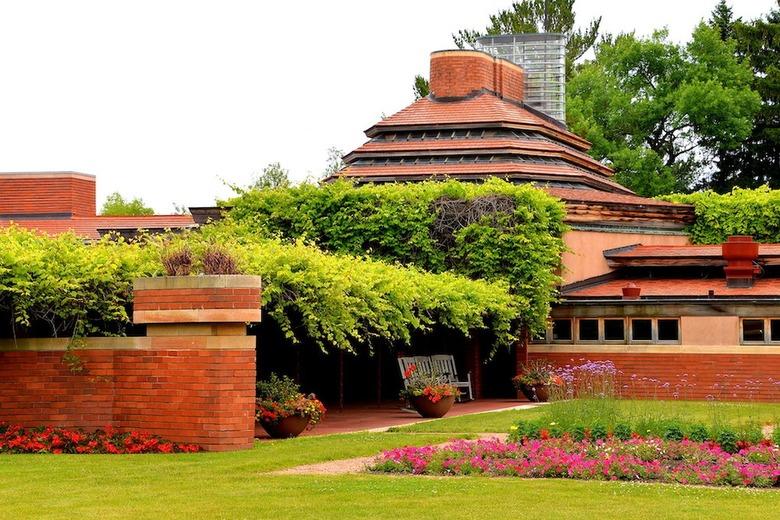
[251,162,291,190]
[100,193,155,216]
[708,1,780,191]
[566,24,760,197]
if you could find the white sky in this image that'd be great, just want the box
[0,0,774,212]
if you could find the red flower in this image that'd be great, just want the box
[403,364,417,379]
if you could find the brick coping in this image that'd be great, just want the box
[133,275,262,290]
[0,335,254,351]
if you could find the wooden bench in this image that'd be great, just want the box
[398,354,473,401]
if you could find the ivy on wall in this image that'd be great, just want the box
[224,178,567,335]
[661,186,780,244]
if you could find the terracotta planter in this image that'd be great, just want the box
[410,395,456,418]
[258,415,310,439]
[518,383,549,402]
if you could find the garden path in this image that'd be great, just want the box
[272,433,509,475]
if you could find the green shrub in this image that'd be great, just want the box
[613,423,632,441]
[737,424,764,445]
[571,424,587,442]
[663,423,685,441]
[773,425,780,447]
[509,419,546,441]
[716,428,739,453]
[590,423,608,441]
[688,424,711,442]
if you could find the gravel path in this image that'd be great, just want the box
[272,433,508,475]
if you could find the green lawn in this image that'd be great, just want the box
[1,404,779,519]
[395,400,780,433]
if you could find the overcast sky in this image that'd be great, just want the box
[0,0,774,212]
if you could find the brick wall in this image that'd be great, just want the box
[0,172,96,218]
[0,275,262,451]
[429,51,524,102]
[530,351,780,401]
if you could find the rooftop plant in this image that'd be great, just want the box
[223,178,566,337]
[661,186,780,244]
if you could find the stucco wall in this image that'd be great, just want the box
[561,229,690,284]
[681,316,740,346]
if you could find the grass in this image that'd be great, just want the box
[1,404,779,519]
[395,400,780,433]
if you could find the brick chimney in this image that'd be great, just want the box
[722,235,760,288]
[0,172,96,219]
[429,50,524,102]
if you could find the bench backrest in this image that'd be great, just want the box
[430,354,459,383]
[399,354,459,385]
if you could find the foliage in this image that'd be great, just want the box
[322,147,345,179]
[161,246,193,276]
[252,162,291,190]
[710,0,741,42]
[512,359,557,387]
[660,186,780,244]
[255,373,326,426]
[201,245,239,275]
[399,364,458,403]
[507,418,772,453]
[0,423,199,454]
[100,192,154,216]
[708,3,780,191]
[412,74,429,100]
[0,227,159,338]
[371,436,780,487]
[452,0,601,77]
[256,373,302,403]
[0,225,519,354]
[223,178,566,336]
[567,24,761,196]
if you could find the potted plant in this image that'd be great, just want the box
[256,374,326,439]
[512,360,560,402]
[400,364,458,418]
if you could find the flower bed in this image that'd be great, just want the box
[0,423,200,454]
[370,437,780,488]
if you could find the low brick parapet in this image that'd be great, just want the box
[0,275,262,451]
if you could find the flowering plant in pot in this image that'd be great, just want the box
[400,364,458,418]
[256,373,326,439]
[512,360,561,402]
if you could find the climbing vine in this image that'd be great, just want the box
[224,178,567,335]
[661,186,780,244]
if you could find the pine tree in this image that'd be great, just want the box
[707,1,780,191]
[709,0,740,41]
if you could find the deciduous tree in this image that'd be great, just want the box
[100,192,154,216]
[566,24,760,196]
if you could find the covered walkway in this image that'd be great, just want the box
[255,399,534,438]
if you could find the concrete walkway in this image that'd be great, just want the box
[272,433,511,475]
